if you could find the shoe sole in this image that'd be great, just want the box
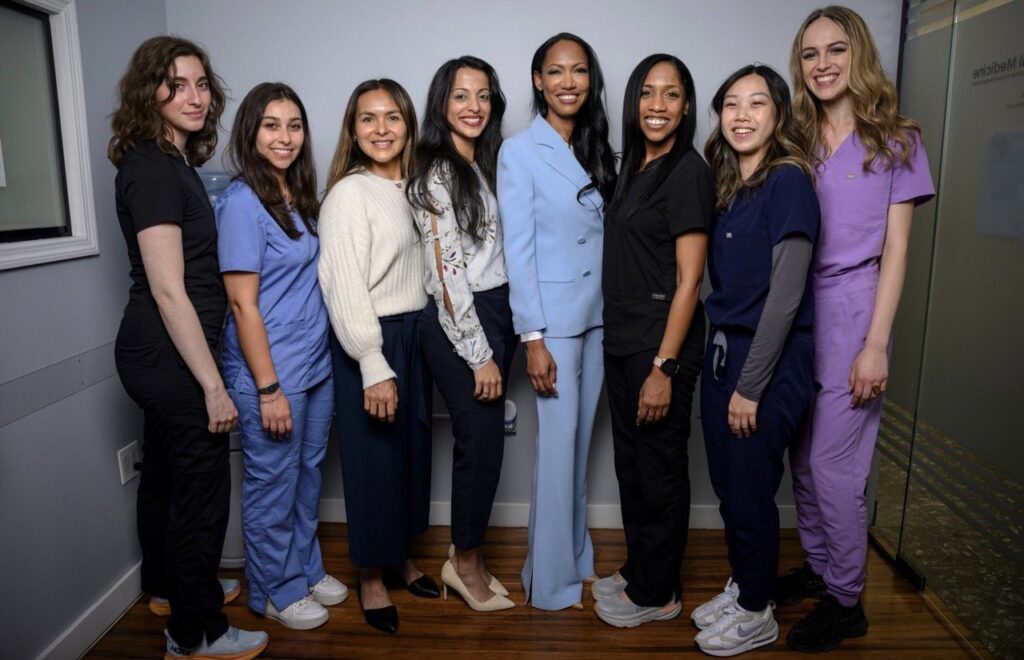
[164,636,268,660]
[596,602,682,628]
[786,620,868,652]
[696,620,779,657]
[265,609,329,630]
[150,585,242,616]
[311,589,349,606]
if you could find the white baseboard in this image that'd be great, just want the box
[319,499,797,530]
[37,560,141,660]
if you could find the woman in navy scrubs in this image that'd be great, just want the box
[594,54,712,628]
[692,64,819,657]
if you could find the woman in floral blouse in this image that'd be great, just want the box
[407,56,516,612]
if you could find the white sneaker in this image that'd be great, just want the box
[691,578,740,629]
[695,603,778,657]
[591,572,628,602]
[164,626,268,659]
[310,574,348,606]
[266,595,328,630]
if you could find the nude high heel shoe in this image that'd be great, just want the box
[448,543,509,597]
[441,560,515,612]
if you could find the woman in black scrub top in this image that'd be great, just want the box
[108,36,267,660]
[593,54,712,629]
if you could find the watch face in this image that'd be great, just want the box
[661,359,679,376]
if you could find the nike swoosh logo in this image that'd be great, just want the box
[736,624,760,638]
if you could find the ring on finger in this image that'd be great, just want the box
[871,384,882,396]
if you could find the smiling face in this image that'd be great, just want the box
[800,16,852,104]
[446,66,491,162]
[255,99,304,185]
[639,60,688,161]
[534,39,591,132]
[354,88,408,179]
[721,73,777,176]
[155,55,210,151]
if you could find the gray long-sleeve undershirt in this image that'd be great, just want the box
[735,236,814,402]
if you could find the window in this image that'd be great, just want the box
[0,0,97,270]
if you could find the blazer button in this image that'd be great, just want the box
[577,236,586,244]
[582,270,591,277]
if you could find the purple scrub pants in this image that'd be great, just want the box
[790,265,884,607]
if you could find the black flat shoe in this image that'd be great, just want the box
[383,568,441,599]
[362,604,399,634]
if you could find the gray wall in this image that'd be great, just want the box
[165,0,903,521]
[0,2,166,658]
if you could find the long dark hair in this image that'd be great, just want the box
[609,54,697,214]
[407,56,506,242]
[325,79,418,192]
[108,36,226,167]
[704,64,812,211]
[225,82,318,239]
[531,32,616,204]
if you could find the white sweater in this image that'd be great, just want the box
[318,170,427,388]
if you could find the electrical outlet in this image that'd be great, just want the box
[117,441,141,485]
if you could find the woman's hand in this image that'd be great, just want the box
[473,359,503,402]
[365,379,399,423]
[849,343,888,407]
[637,369,671,425]
[205,386,238,434]
[728,392,758,438]
[525,340,558,397]
[260,393,293,439]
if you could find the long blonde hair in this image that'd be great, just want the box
[324,79,417,192]
[790,5,920,172]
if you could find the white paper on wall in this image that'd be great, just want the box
[0,134,6,188]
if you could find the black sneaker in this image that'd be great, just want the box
[786,594,869,652]
[772,562,827,606]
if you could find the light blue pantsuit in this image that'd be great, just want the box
[498,115,605,610]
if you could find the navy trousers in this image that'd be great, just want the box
[700,328,814,612]
[419,285,517,550]
[330,310,432,568]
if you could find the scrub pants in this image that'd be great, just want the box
[116,341,229,649]
[419,285,518,550]
[522,326,603,610]
[231,376,333,614]
[701,328,814,612]
[605,341,702,607]
[330,310,432,568]
[791,266,883,607]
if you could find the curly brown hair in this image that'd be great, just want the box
[790,6,921,172]
[108,36,226,168]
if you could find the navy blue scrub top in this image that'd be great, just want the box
[705,165,820,332]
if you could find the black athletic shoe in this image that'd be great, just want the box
[772,562,827,606]
[786,594,869,652]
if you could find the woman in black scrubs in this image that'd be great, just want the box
[108,36,267,659]
[692,64,819,657]
[594,54,712,628]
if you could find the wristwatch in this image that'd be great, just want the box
[653,355,680,377]
[257,381,280,395]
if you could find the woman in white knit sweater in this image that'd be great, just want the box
[317,79,438,635]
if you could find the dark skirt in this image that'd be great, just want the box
[330,309,432,567]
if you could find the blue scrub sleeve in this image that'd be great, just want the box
[767,165,820,245]
[215,188,267,274]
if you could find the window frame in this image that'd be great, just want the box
[0,0,97,270]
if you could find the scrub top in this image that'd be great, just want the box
[706,165,820,332]
[216,179,332,394]
[603,150,713,355]
[813,131,934,278]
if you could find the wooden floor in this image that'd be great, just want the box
[87,525,979,658]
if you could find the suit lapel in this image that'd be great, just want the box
[531,115,602,212]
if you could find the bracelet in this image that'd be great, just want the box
[259,391,283,405]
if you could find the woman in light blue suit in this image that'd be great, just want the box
[497,32,616,610]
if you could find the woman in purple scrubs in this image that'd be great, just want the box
[778,7,935,653]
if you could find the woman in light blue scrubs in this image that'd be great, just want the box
[217,83,346,631]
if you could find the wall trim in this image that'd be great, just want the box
[37,560,141,660]
[320,499,798,530]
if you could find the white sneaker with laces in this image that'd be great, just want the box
[691,578,740,629]
[695,603,778,657]
[591,572,628,602]
[310,574,348,606]
[266,595,329,630]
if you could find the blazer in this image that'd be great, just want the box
[497,115,604,338]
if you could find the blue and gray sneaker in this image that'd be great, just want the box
[164,626,268,660]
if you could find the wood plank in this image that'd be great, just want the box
[84,526,979,658]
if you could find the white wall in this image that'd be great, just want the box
[165,0,903,527]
